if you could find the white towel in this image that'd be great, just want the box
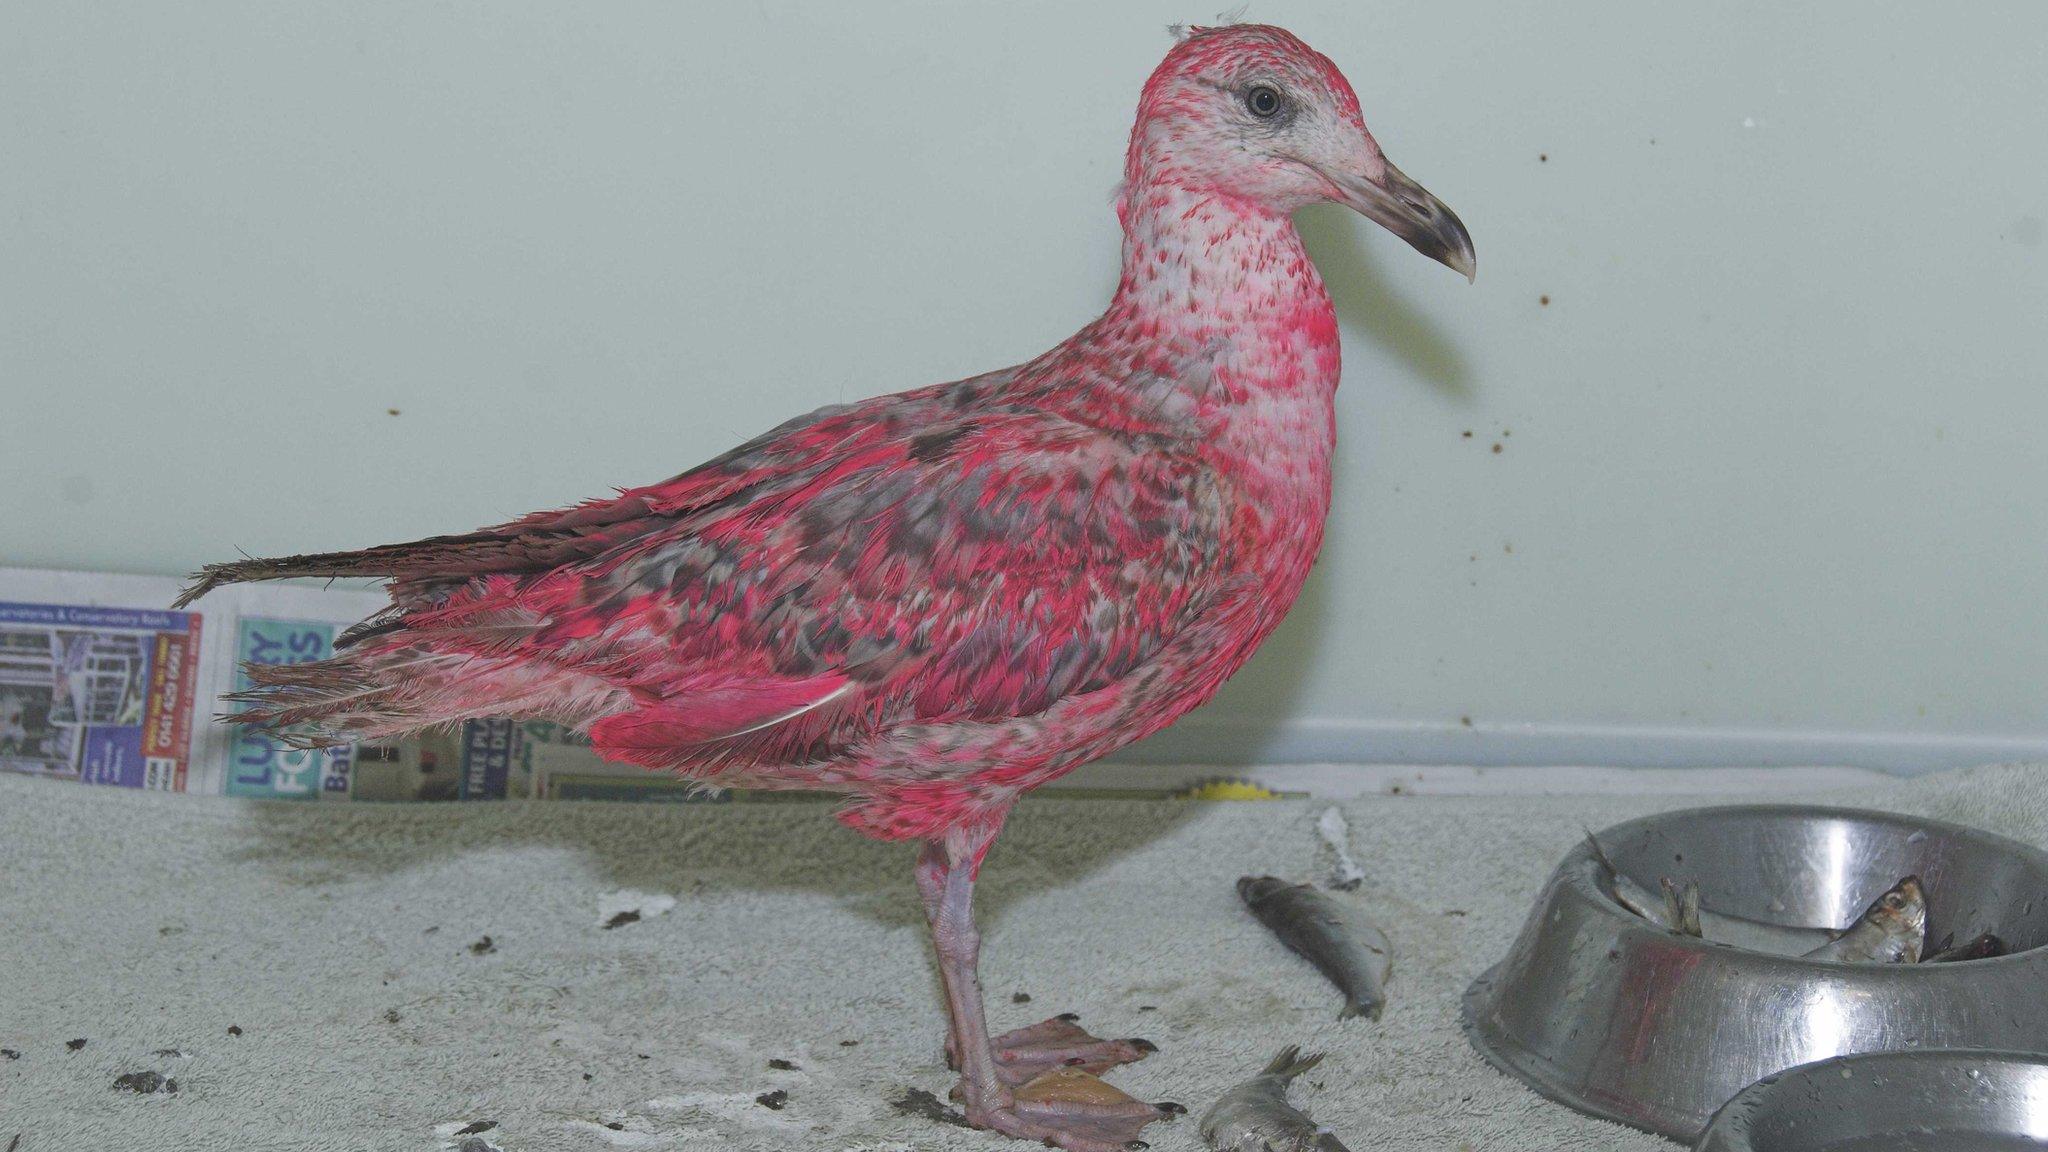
[1,762,2041,1151]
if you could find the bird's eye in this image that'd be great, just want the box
[1244,85,1284,119]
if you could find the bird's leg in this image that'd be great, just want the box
[913,842,965,1064]
[917,827,1181,1152]
[921,830,1152,1090]
[920,835,1156,1089]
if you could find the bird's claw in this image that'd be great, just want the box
[948,1013,1158,1088]
[961,1069,1182,1152]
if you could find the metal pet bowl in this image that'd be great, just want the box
[1696,1050,2048,1151]
[1463,805,2048,1142]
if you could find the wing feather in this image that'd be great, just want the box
[204,374,1234,775]
[423,403,1227,770]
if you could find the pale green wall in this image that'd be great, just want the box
[3,2,2043,769]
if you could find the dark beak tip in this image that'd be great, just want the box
[1432,235,1477,284]
[1437,204,1479,284]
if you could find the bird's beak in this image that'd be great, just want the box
[1319,158,1477,282]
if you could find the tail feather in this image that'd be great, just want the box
[172,535,505,609]
[171,498,671,610]
[224,650,456,742]
[225,645,629,745]
[181,533,640,742]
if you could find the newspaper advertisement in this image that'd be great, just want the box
[0,599,201,790]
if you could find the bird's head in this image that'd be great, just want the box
[1123,22,1475,281]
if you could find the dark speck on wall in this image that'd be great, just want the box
[66,1038,88,1051]
[1539,294,1550,306]
[1491,443,1503,454]
[470,935,495,955]
[387,408,401,416]
[227,1025,242,1037]
[1459,715,1473,728]
[768,1058,799,1071]
[756,1089,790,1110]
[1011,992,1031,1004]
[1539,152,1548,162]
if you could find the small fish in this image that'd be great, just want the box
[1199,1046,1349,1152]
[1237,877,1392,1021]
[1661,877,1703,938]
[1803,876,1926,964]
[1587,834,1673,928]
[1587,834,1848,953]
[1923,930,2006,963]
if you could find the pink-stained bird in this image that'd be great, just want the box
[178,23,1472,1151]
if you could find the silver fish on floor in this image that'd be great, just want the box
[1236,876,1392,1021]
[1199,1046,1349,1152]
[1803,876,1926,964]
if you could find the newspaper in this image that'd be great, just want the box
[0,600,201,789]
[0,567,1293,804]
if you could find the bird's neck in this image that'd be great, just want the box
[1105,181,1339,355]
[1095,180,1341,555]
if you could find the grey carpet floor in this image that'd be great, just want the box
[3,763,2044,1152]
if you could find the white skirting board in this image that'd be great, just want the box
[1057,760,1893,799]
[1112,714,2048,778]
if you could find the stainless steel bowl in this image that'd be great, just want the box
[1696,1050,2048,1151]
[1463,805,2048,1142]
